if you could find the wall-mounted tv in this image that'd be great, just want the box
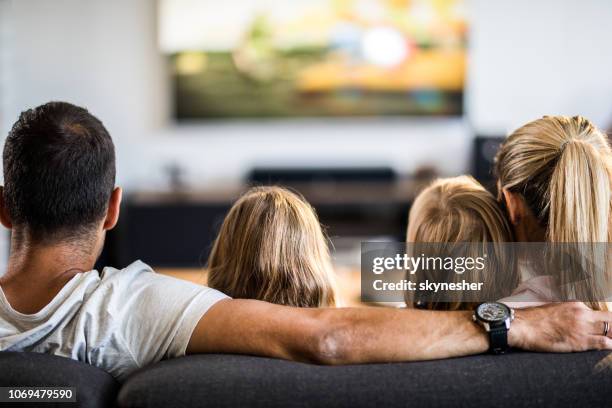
[159,0,467,119]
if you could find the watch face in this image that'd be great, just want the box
[477,302,509,323]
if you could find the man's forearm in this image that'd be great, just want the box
[190,300,490,363]
[189,300,612,363]
[318,303,612,363]
[314,307,488,363]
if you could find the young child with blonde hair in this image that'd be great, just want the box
[207,186,337,307]
[405,175,518,310]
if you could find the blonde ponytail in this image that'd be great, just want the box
[549,139,611,243]
[495,116,612,310]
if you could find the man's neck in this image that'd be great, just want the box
[0,234,100,314]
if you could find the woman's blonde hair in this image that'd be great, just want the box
[406,176,517,310]
[207,186,337,307]
[495,115,612,310]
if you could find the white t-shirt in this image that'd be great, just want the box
[0,260,228,381]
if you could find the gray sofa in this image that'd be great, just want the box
[2,351,611,407]
[0,352,119,408]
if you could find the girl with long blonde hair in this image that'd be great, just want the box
[207,186,337,307]
[405,176,518,310]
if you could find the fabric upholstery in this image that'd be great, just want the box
[0,351,119,408]
[118,351,612,408]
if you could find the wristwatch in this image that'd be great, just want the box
[473,302,515,354]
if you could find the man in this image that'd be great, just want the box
[0,102,610,381]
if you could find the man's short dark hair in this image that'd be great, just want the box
[3,101,116,242]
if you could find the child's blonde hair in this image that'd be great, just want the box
[406,176,518,310]
[207,186,337,307]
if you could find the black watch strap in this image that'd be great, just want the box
[489,325,509,354]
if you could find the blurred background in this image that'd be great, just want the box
[1,0,612,301]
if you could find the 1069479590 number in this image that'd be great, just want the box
[0,387,76,403]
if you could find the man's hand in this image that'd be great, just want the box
[510,302,612,352]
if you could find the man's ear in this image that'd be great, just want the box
[0,186,13,229]
[103,187,122,230]
[502,188,526,226]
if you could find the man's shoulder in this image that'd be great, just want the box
[99,260,155,281]
[95,260,214,300]
[97,260,175,290]
[90,260,164,303]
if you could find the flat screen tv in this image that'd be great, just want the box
[159,0,467,119]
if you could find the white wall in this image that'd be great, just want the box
[2,0,612,190]
[467,0,612,134]
[0,0,10,263]
[0,0,168,188]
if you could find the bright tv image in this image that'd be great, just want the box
[160,0,467,119]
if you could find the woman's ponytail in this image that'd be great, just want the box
[549,138,611,243]
[495,116,612,310]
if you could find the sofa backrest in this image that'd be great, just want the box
[118,351,612,408]
[0,352,119,408]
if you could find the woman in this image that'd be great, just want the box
[494,115,612,310]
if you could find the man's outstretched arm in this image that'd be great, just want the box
[187,300,612,363]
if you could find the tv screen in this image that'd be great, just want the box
[159,0,467,119]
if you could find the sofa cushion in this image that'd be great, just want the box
[118,351,612,408]
[0,351,119,408]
